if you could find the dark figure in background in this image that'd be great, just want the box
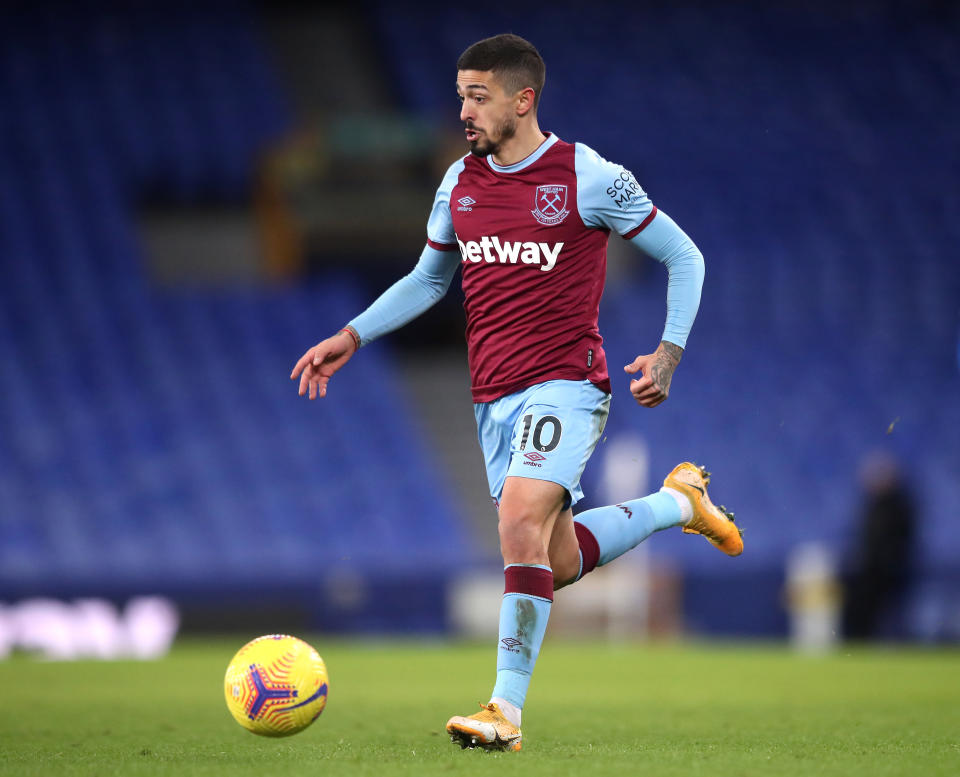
[842,453,916,640]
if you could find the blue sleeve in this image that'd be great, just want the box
[346,244,461,346]
[628,210,704,349]
[574,143,655,235]
[426,156,467,248]
[575,143,703,349]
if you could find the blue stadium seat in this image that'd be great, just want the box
[0,3,473,623]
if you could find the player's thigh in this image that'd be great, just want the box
[505,379,611,508]
[499,476,568,526]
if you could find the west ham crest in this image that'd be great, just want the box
[531,184,570,226]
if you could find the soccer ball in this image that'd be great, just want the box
[224,634,329,737]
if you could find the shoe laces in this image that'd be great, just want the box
[472,702,500,721]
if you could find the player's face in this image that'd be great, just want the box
[456,70,517,158]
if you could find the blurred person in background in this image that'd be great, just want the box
[291,33,742,751]
[842,452,916,640]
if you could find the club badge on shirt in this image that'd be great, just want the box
[531,184,570,226]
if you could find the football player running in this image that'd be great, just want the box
[291,33,742,752]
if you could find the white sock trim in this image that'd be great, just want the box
[661,486,693,524]
[490,696,521,727]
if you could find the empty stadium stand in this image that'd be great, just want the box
[0,2,473,633]
[0,0,957,637]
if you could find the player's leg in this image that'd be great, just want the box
[448,380,603,751]
[446,476,564,752]
[561,487,690,584]
[546,508,581,588]
[489,475,564,719]
[488,382,608,724]
[446,389,539,751]
[545,487,686,588]
[497,475,567,565]
[494,379,685,587]
[556,464,743,588]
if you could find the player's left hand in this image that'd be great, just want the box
[624,341,683,408]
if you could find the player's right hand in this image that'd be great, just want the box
[290,330,358,399]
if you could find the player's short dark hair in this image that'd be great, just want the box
[457,34,546,108]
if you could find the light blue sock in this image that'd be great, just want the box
[490,564,553,709]
[575,490,683,568]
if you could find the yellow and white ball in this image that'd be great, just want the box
[224,634,329,737]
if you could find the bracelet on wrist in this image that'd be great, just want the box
[339,326,361,351]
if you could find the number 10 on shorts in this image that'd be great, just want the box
[518,413,562,454]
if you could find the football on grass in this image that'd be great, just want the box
[224,634,329,737]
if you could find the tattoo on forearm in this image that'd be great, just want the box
[651,341,683,394]
[660,341,683,363]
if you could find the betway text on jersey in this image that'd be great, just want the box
[457,237,563,273]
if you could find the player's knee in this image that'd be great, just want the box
[497,509,548,561]
[497,509,542,541]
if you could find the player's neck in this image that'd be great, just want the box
[491,122,548,167]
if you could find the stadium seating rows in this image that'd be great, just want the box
[0,4,473,627]
[1,2,957,636]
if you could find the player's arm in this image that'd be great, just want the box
[623,211,704,407]
[290,244,460,399]
[574,143,704,407]
[291,157,465,400]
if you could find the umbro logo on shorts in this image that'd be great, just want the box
[523,451,546,468]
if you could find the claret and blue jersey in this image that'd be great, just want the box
[428,134,666,402]
[347,132,704,405]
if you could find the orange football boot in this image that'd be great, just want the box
[446,702,522,752]
[664,462,743,556]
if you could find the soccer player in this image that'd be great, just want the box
[290,33,742,751]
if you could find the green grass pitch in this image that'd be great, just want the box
[0,639,957,776]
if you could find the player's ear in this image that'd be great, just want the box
[516,87,536,117]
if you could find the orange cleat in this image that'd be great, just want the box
[446,702,522,752]
[664,462,743,556]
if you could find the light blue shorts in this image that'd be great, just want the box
[474,379,611,508]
